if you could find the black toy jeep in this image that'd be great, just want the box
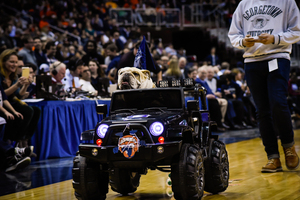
[72,79,229,200]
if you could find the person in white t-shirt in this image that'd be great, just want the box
[79,65,97,96]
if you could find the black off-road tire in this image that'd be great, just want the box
[72,155,109,200]
[109,168,141,195]
[171,143,205,200]
[204,139,229,194]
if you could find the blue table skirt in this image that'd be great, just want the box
[28,100,110,160]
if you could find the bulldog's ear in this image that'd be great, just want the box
[141,70,151,79]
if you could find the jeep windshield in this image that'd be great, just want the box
[110,88,184,113]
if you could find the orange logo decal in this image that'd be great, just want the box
[118,135,139,159]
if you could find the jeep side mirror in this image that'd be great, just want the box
[187,100,199,112]
[96,104,107,117]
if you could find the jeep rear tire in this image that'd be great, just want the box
[109,168,141,195]
[204,139,229,194]
[171,143,205,200]
[72,155,109,200]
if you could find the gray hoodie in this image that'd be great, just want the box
[228,0,300,63]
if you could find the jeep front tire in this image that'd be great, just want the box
[171,143,205,200]
[72,155,109,200]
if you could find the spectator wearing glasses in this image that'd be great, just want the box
[79,65,97,96]
[17,35,37,67]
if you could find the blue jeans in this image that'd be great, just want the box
[245,58,294,159]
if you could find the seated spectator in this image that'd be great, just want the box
[81,40,104,66]
[39,41,57,74]
[160,55,169,73]
[288,72,300,107]
[205,66,229,128]
[218,61,230,77]
[79,65,97,96]
[33,36,46,69]
[50,61,66,84]
[1,23,15,49]
[62,56,84,92]
[17,35,37,67]
[156,42,164,56]
[25,63,38,99]
[232,68,257,126]
[0,49,41,148]
[16,56,24,78]
[163,57,183,80]
[178,57,188,79]
[89,59,106,94]
[165,43,177,56]
[55,44,72,62]
[113,31,124,52]
[104,43,119,76]
[221,73,251,129]
[195,67,228,131]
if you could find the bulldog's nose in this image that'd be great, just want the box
[122,73,130,81]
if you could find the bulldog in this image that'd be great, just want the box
[118,67,156,90]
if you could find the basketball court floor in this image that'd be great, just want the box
[0,128,299,200]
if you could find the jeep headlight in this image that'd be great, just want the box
[149,122,164,136]
[97,124,108,138]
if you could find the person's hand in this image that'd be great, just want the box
[215,91,222,98]
[13,111,23,120]
[17,77,27,87]
[22,78,31,86]
[224,89,231,95]
[93,90,98,96]
[22,92,30,99]
[28,76,33,84]
[258,33,274,45]
[206,94,216,99]
[4,111,14,120]
[242,35,256,47]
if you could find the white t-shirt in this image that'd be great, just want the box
[62,69,81,91]
[79,79,97,95]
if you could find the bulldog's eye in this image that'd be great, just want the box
[133,72,139,77]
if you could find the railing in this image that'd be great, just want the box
[181,3,226,28]
[47,24,81,45]
[110,6,223,29]
[109,8,134,26]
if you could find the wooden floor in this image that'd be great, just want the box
[1,130,300,200]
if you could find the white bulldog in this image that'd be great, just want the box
[118,67,156,90]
